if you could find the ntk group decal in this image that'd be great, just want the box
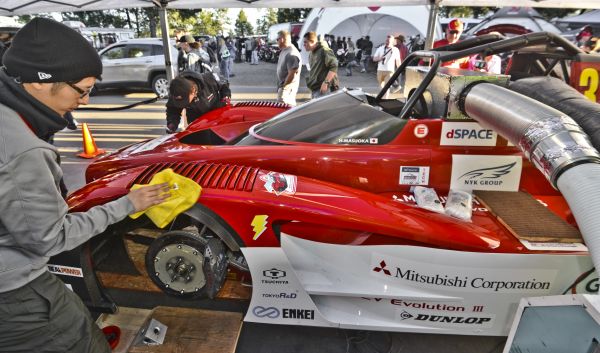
[371,256,557,293]
[450,155,522,191]
[396,310,495,329]
[441,122,497,146]
[260,172,297,196]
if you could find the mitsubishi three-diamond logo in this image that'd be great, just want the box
[373,260,391,276]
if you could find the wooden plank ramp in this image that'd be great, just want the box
[98,306,243,353]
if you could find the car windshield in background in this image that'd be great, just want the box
[467,17,562,35]
[236,91,405,146]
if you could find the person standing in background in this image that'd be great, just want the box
[275,30,302,106]
[303,31,338,99]
[360,35,373,73]
[372,34,401,99]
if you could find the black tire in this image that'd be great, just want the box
[151,73,169,98]
[145,230,228,299]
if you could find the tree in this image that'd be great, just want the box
[276,8,311,24]
[235,9,254,37]
[256,8,277,35]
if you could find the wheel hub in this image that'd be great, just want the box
[153,243,206,294]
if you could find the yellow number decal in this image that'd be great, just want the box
[580,67,599,102]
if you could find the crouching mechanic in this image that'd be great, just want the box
[0,18,170,353]
[165,70,232,133]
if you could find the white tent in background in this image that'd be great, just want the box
[299,6,437,48]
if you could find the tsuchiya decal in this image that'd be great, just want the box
[260,172,297,196]
[47,264,84,278]
[414,124,429,138]
[399,166,430,185]
[395,310,495,328]
[337,137,379,144]
[440,122,497,146]
[450,155,522,191]
[392,193,489,212]
[251,215,268,240]
[371,256,557,293]
[262,268,289,284]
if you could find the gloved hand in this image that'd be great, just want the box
[165,122,178,134]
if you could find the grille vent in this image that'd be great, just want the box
[129,162,259,192]
[234,101,290,109]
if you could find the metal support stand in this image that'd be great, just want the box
[156,0,176,82]
[425,0,440,50]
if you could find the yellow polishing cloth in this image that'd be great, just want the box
[129,168,202,228]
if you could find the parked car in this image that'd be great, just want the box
[96,38,178,98]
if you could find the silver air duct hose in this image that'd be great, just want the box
[459,82,600,273]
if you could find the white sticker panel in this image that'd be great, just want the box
[441,122,497,146]
[450,154,522,191]
[399,166,430,185]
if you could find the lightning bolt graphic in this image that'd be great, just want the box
[251,215,268,240]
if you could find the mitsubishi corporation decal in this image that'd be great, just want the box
[370,256,557,293]
[260,172,297,196]
[395,310,495,329]
[399,166,430,185]
[440,122,497,146]
[572,270,599,294]
[450,155,522,191]
[47,264,84,278]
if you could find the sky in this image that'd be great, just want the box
[226,8,266,32]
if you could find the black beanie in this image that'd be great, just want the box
[3,18,102,83]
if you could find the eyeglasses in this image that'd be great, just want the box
[449,30,459,35]
[66,82,93,99]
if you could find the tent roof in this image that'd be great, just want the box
[1,0,599,16]
[556,9,600,24]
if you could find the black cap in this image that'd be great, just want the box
[167,77,194,109]
[3,18,102,83]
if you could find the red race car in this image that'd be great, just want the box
[59,32,600,336]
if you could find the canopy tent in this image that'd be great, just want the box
[2,0,598,80]
[556,9,600,33]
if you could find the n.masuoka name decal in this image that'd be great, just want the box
[371,257,555,293]
[450,155,522,191]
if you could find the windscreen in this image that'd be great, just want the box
[236,91,405,146]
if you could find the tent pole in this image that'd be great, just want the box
[425,0,440,50]
[157,0,176,82]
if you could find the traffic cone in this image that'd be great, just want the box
[77,122,105,158]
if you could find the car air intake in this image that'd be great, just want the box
[129,162,259,192]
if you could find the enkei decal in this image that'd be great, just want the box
[47,264,84,278]
[260,172,297,196]
[440,122,497,146]
[253,306,280,318]
[371,256,556,293]
[251,215,268,240]
[450,155,522,191]
[414,124,429,138]
[395,310,495,328]
[399,166,430,185]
